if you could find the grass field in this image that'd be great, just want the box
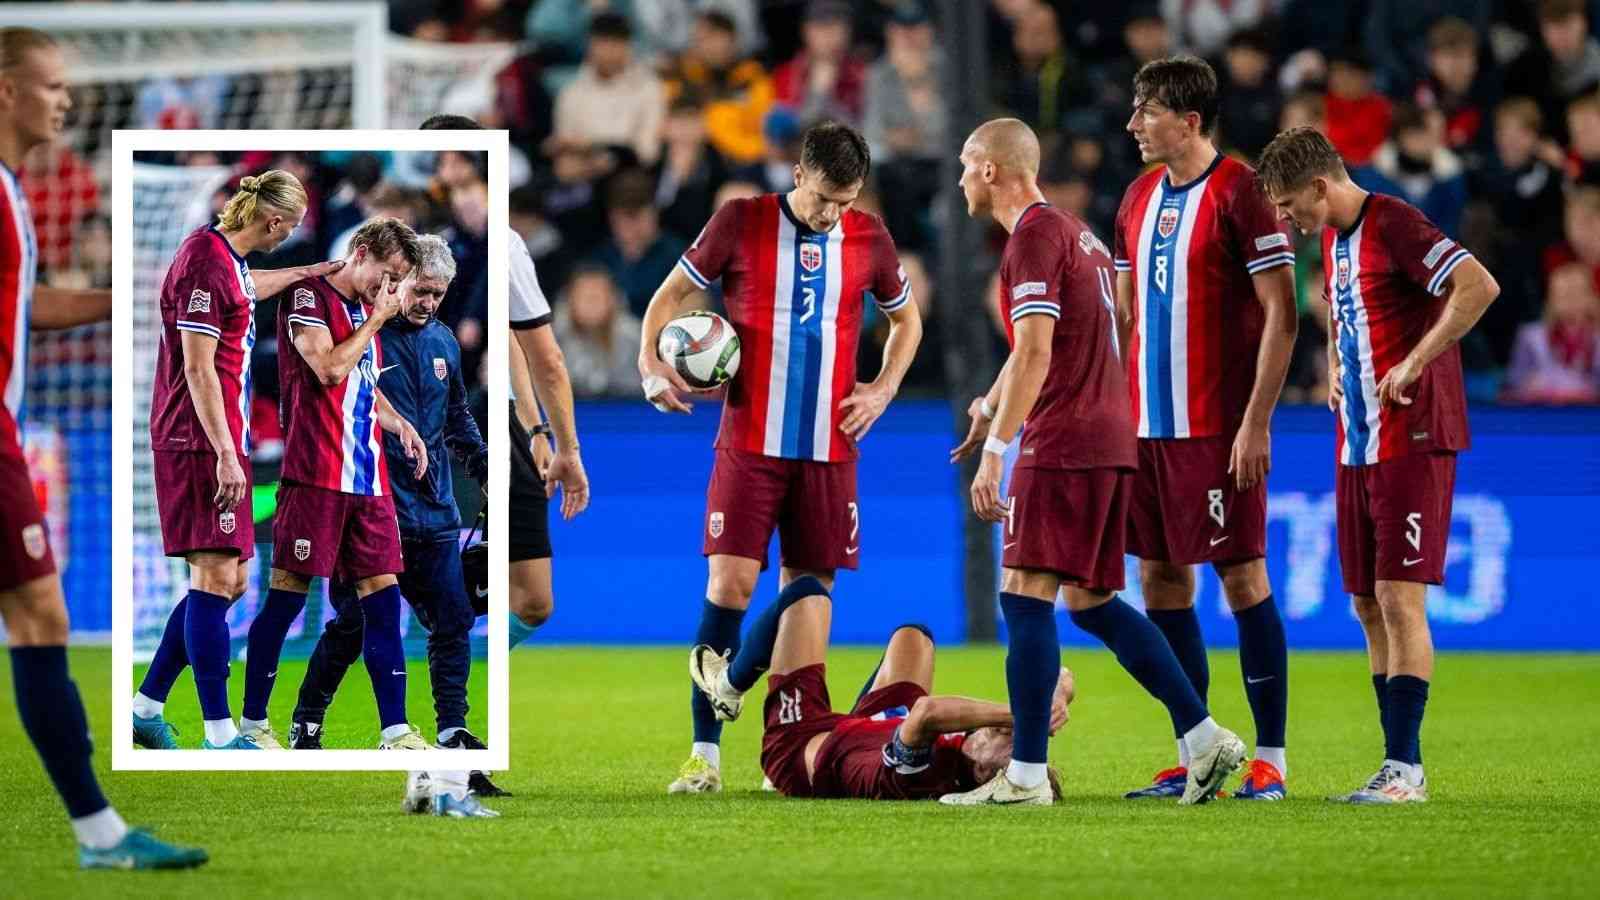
[3,646,1598,898]
[127,659,489,749]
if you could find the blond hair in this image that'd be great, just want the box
[1257,125,1349,196]
[0,27,57,71]
[218,170,307,232]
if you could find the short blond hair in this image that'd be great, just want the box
[0,27,56,71]
[218,170,308,232]
[1257,126,1349,195]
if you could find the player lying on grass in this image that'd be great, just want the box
[690,576,1071,802]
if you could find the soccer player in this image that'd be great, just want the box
[689,578,1072,801]
[1112,56,1298,800]
[135,170,346,751]
[287,235,491,762]
[1257,126,1498,803]
[941,118,1245,807]
[638,120,923,793]
[265,217,432,750]
[1,25,205,868]
[413,112,590,649]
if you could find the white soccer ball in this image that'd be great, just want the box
[657,311,740,390]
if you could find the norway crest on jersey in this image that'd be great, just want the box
[1337,256,1351,291]
[1157,205,1181,239]
[433,357,447,381]
[799,241,823,273]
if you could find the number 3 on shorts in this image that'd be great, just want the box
[846,501,860,555]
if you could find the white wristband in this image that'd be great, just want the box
[979,396,995,419]
[983,436,1009,456]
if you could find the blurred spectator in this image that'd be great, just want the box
[590,168,689,316]
[1325,46,1393,166]
[1163,0,1270,60]
[1277,0,1363,59]
[864,1,945,249]
[1503,262,1600,403]
[553,265,644,397]
[1363,0,1490,94]
[630,0,766,64]
[20,142,99,274]
[662,10,774,164]
[1543,185,1600,295]
[1218,27,1282,159]
[135,75,227,130]
[1352,102,1469,238]
[732,107,803,194]
[858,252,943,391]
[1085,6,1172,171]
[551,13,666,166]
[772,1,869,127]
[655,97,732,241]
[329,183,423,259]
[1565,92,1600,182]
[1412,17,1498,167]
[996,2,1092,143]
[71,214,112,291]
[1506,0,1600,145]
[321,152,386,253]
[1280,90,1328,133]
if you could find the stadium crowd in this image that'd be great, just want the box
[17,0,1600,407]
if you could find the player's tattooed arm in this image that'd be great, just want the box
[30,286,110,329]
[373,388,428,480]
[250,258,346,299]
[840,300,922,441]
[637,266,699,413]
[1376,256,1500,407]
[1232,266,1297,490]
[180,331,247,511]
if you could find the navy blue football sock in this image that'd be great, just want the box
[690,600,747,744]
[1147,606,1209,737]
[1384,675,1429,766]
[242,588,306,721]
[1001,593,1058,766]
[1071,596,1208,734]
[727,576,827,692]
[137,594,190,703]
[11,646,109,818]
[184,589,234,720]
[1372,672,1389,742]
[855,623,934,705]
[294,586,364,724]
[1234,595,1288,748]
[361,585,409,729]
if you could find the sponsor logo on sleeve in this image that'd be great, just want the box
[1079,230,1110,257]
[1254,233,1290,251]
[293,287,316,310]
[187,289,211,313]
[1423,238,1454,269]
[433,357,448,381]
[1011,281,1048,300]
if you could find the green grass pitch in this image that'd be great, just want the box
[2,646,1597,898]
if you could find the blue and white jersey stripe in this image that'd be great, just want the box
[1132,179,1206,438]
[338,301,384,495]
[764,215,846,461]
[1330,223,1384,465]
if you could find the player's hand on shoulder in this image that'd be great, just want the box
[545,448,590,520]
[838,381,893,441]
[950,395,992,463]
[638,352,694,414]
[304,258,346,279]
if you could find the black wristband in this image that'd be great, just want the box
[530,423,552,437]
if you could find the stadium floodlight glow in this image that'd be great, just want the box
[112,128,511,772]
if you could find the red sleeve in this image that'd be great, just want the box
[171,256,236,342]
[1229,169,1296,276]
[870,221,912,313]
[283,280,330,331]
[1002,226,1065,323]
[679,199,744,289]
[1112,187,1134,273]
[1380,199,1472,297]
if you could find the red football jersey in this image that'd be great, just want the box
[1000,203,1136,471]
[813,715,972,800]
[1322,193,1472,466]
[0,160,38,451]
[150,226,257,456]
[1113,155,1296,439]
[678,194,910,463]
[277,276,390,495]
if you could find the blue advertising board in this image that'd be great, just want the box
[541,401,1600,650]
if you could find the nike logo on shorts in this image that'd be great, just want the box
[1402,557,1424,567]
[1210,535,1229,546]
[1002,542,1018,550]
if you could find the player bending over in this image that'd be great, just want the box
[134,170,345,751]
[639,120,922,793]
[2,25,204,868]
[942,118,1245,807]
[287,236,493,776]
[690,577,1070,801]
[1112,56,1297,800]
[1258,126,1498,803]
[262,217,432,750]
